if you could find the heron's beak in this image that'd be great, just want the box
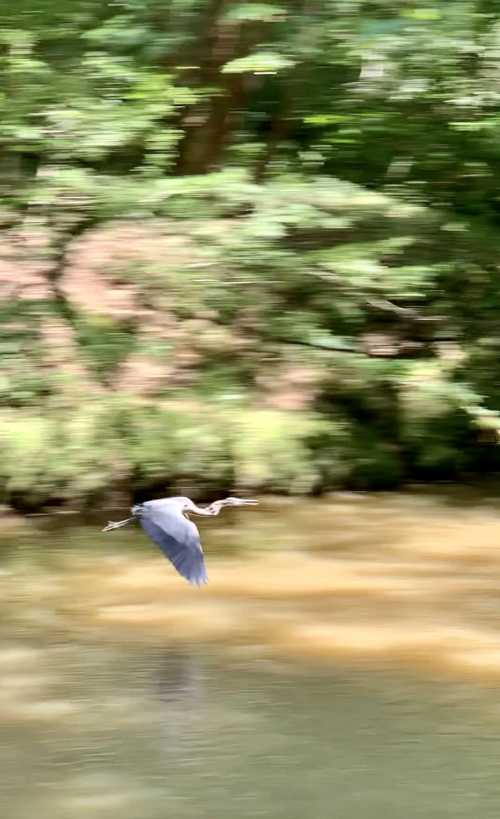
[238,499,259,506]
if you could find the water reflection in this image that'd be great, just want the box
[155,649,205,763]
[156,650,203,707]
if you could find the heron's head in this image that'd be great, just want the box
[222,497,258,507]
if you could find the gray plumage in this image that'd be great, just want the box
[102,495,258,586]
[134,498,207,585]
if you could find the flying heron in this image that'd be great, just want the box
[102,496,258,586]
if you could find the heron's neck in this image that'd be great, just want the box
[187,502,219,516]
[208,498,235,515]
[189,499,229,517]
[208,500,223,515]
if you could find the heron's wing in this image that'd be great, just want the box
[139,501,207,586]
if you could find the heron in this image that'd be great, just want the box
[102,496,258,586]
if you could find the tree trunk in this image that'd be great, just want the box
[175,2,261,175]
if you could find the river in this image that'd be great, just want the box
[2,488,500,817]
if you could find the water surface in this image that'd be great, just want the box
[3,489,500,818]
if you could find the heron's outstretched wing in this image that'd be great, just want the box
[137,500,207,586]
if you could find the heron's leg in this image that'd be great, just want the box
[102,517,134,532]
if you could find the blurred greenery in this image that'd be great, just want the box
[2,0,500,508]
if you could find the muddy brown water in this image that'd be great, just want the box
[3,488,500,818]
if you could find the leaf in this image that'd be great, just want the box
[223,4,287,23]
[222,51,295,75]
[402,8,441,21]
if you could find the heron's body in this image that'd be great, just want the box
[103,495,257,586]
[133,497,207,585]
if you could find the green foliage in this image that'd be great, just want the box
[347,431,403,491]
[0,401,330,506]
[232,410,323,494]
[125,404,232,495]
[398,362,478,478]
[0,413,67,508]
[1,0,500,507]
[75,315,136,380]
[222,5,287,25]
